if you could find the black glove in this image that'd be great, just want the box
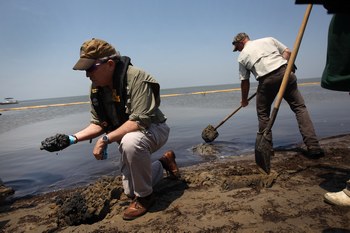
[40,133,71,152]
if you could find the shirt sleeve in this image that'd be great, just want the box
[89,85,102,126]
[239,62,250,81]
[127,68,160,128]
[90,105,100,125]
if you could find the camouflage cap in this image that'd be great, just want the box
[232,32,249,52]
[73,38,120,70]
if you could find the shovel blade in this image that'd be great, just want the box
[202,124,219,143]
[255,131,273,174]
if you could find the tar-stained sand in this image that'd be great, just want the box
[1,134,350,233]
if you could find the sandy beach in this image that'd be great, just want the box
[0,134,349,233]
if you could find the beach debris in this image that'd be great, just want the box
[181,161,278,190]
[0,179,14,204]
[192,143,220,160]
[40,133,70,152]
[55,175,186,227]
[56,176,123,226]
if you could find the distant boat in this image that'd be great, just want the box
[0,97,18,105]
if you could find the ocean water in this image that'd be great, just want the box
[0,79,349,198]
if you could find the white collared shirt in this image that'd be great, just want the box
[238,37,288,80]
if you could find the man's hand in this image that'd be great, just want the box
[282,48,291,60]
[40,134,71,152]
[93,138,108,160]
[241,99,249,107]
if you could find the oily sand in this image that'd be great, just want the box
[0,134,350,233]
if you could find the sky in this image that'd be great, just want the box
[0,0,332,101]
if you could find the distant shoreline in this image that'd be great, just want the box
[0,81,321,112]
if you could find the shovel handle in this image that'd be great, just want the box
[215,92,256,130]
[265,4,313,133]
[275,4,313,108]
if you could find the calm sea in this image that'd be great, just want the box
[1,79,349,198]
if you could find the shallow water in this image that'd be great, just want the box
[0,80,349,198]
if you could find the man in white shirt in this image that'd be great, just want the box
[232,32,324,158]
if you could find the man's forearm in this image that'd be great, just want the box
[74,123,104,142]
[106,120,140,143]
[240,79,250,107]
[241,79,250,100]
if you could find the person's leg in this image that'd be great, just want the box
[256,72,283,148]
[256,77,279,132]
[145,122,171,185]
[119,122,170,197]
[283,73,323,155]
[119,131,153,198]
[120,122,171,220]
[119,161,134,198]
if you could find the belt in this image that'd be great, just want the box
[258,64,287,81]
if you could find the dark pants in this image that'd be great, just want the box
[256,65,320,149]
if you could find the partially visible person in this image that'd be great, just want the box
[295,0,350,206]
[40,38,180,220]
[322,11,350,207]
[232,32,324,158]
[321,14,350,92]
[324,181,350,207]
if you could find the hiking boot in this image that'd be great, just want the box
[159,150,180,178]
[306,147,325,159]
[122,193,155,220]
[324,191,350,207]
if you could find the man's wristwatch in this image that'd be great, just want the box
[102,135,109,144]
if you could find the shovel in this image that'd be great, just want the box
[202,92,256,143]
[255,4,313,174]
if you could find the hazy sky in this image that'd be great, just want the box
[0,0,332,100]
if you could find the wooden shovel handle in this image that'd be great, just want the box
[266,4,313,133]
[275,4,313,108]
[215,92,257,130]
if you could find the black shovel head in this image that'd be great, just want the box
[202,124,219,143]
[255,131,273,174]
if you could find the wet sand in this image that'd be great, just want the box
[0,134,349,233]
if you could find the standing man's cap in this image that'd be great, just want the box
[73,38,120,70]
[232,32,249,52]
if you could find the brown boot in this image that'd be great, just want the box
[159,150,180,178]
[123,194,155,220]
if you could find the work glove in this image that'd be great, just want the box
[40,133,76,152]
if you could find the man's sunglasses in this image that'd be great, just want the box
[86,59,108,73]
[232,41,242,45]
